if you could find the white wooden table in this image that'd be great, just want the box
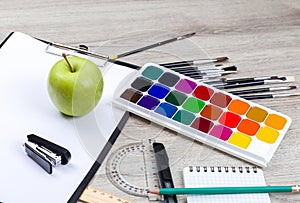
[0,0,299,202]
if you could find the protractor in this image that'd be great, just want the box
[106,139,162,201]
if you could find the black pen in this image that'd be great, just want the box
[153,142,178,203]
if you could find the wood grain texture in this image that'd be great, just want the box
[0,0,299,202]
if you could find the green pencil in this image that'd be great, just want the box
[148,185,300,195]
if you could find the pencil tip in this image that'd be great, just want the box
[216,56,228,62]
[148,189,159,194]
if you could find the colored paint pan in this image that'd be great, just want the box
[114,63,292,167]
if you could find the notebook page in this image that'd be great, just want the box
[183,166,271,203]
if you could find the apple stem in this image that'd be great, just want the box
[62,53,75,72]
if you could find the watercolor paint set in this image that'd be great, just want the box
[113,63,292,167]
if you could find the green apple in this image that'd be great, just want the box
[47,55,104,116]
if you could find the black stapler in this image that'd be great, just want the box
[24,134,71,174]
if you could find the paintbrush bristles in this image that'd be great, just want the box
[216,56,229,62]
[179,32,196,39]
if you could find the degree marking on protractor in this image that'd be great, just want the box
[106,140,162,200]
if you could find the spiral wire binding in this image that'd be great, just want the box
[188,166,258,173]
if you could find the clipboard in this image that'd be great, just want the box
[0,32,136,202]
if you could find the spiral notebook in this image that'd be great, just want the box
[183,166,271,203]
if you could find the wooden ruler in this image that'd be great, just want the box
[79,186,136,203]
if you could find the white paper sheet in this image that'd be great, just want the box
[0,32,135,202]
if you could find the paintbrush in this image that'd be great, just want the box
[160,56,228,67]
[109,32,196,60]
[170,64,233,71]
[213,76,295,89]
[174,65,237,74]
[228,85,297,95]
[172,65,237,79]
[222,76,285,84]
[241,92,300,100]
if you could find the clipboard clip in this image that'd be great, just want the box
[23,134,71,174]
[45,41,110,67]
[45,40,108,59]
